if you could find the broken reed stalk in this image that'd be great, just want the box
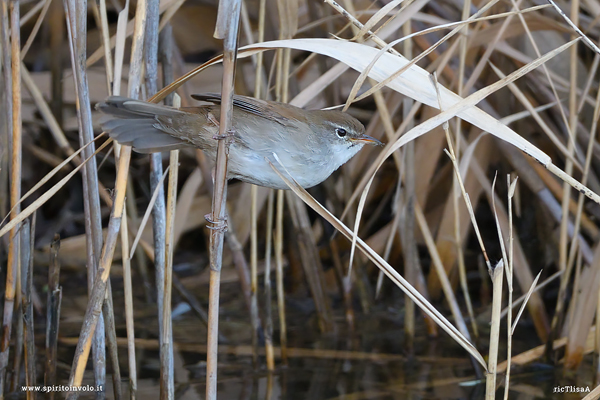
[486,260,504,400]
[45,235,62,399]
[0,1,21,394]
[64,0,109,391]
[206,1,241,397]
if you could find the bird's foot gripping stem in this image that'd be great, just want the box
[204,213,228,232]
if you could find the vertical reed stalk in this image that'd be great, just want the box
[276,191,288,364]
[0,1,21,394]
[49,0,63,127]
[103,286,122,400]
[64,0,109,392]
[246,0,265,362]
[264,190,275,371]
[503,176,517,400]
[144,0,174,396]
[548,0,580,362]
[207,1,241,397]
[45,235,62,400]
[0,0,11,221]
[250,185,259,367]
[486,260,504,400]
[121,204,137,400]
[99,1,137,395]
[21,217,36,399]
[11,232,23,393]
[455,0,477,339]
[400,18,417,352]
[161,146,178,399]
[252,0,268,369]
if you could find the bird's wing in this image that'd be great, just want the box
[191,93,295,127]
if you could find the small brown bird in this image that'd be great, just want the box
[97,94,382,190]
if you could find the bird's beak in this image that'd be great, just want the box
[352,134,384,146]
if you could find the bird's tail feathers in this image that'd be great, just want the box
[96,96,190,153]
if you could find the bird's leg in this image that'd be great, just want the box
[212,128,235,141]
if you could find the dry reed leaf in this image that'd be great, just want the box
[499,101,559,125]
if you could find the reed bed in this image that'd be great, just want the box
[2,0,600,399]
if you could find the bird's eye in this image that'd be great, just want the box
[336,127,347,138]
